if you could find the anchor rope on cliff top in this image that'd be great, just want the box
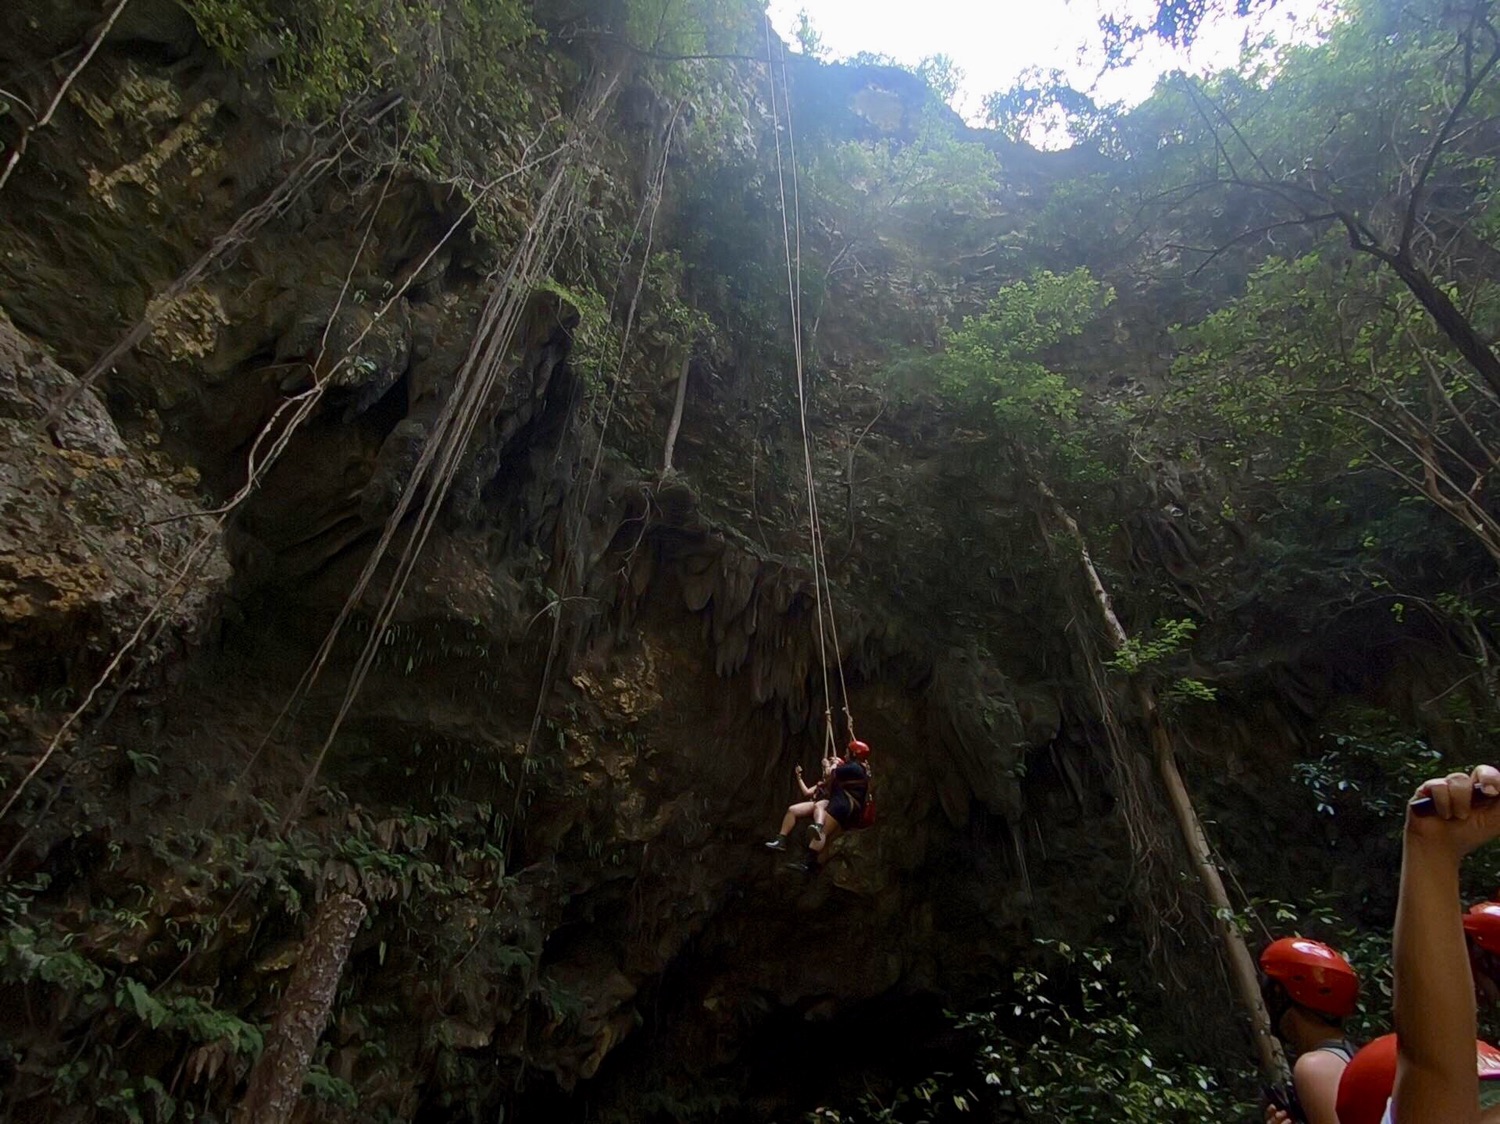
[764,18,852,751]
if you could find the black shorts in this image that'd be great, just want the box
[828,791,862,828]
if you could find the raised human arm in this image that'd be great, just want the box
[1394,765,1500,1124]
[794,764,816,798]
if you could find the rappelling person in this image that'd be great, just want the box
[804,735,870,868]
[765,713,874,869]
[1259,937,1360,1124]
[765,748,841,852]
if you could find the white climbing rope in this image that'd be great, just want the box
[764,19,852,752]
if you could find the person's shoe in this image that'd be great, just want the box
[764,837,787,851]
[809,822,824,840]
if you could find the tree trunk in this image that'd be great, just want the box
[232,892,367,1124]
[1036,480,1288,1083]
[662,349,690,474]
[1386,252,1500,402]
[1136,680,1286,1081]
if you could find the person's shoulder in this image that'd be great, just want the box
[1295,1046,1349,1086]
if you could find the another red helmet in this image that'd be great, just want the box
[847,739,870,761]
[1465,902,1500,955]
[1259,937,1359,1018]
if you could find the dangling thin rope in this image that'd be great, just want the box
[273,75,621,826]
[776,37,854,742]
[763,20,850,754]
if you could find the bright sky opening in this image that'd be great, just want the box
[768,0,1339,131]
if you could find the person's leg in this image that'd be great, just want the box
[816,816,840,858]
[809,800,830,845]
[810,801,837,852]
[767,801,816,849]
[816,798,852,852]
[780,801,815,837]
[815,821,843,864]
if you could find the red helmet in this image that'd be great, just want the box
[847,739,870,761]
[1338,1034,1500,1124]
[1465,902,1500,955]
[1337,1034,1395,1124]
[1259,937,1359,1018]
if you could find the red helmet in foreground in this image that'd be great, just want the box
[1338,1034,1500,1124]
[847,739,870,761]
[1259,937,1359,1018]
[1465,902,1500,955]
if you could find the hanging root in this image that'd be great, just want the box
[1065,579,1188,977]
[0,0,134,194]
[1,118,552,825]
[275,72,623,829]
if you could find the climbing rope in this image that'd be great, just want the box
[763,20,853,754]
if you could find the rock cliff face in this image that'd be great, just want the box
[0,3,1482,1121]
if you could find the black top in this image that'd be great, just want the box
[831,762,869,803]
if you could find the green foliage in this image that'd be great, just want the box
[183,0,536,119]
[609,0,763,100]
[808,1075,970,1124]
[115,978,265,1056]
[2,872,270,1121]
[638,250,713,348]
[901,268,1114,480]
[1294,721,1444,820]
[1053,0,1500,619]
[964,942,1242,1122]
[914,55,964,104]
[0,777,546,1120]
[791,10,828,60]
[1166,249,1445,465]
[1101,0,1276,54]
[1233,893,1398,1043]
[618,0,751,57]
[1,918,107,993]
[1106,618,1199,675]
[538,277,616,384]
[1161,676,1218,709]
[181,0,548,203]
[983,68,1111,146]
[799,106,1006,337]
[840,124,999,234]
[809,940,1250,1123]
[305,1064,360,1108]
[1,875,106,996]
